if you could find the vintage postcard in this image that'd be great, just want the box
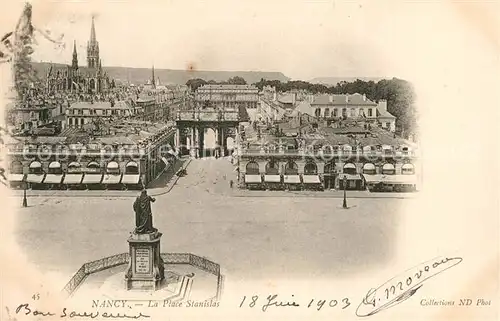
[0,1,498,320]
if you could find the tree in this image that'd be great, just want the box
[227,76,247,85]
[185,78,207,92]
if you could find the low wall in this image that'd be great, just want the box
[62,252,222,299]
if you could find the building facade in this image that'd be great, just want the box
[195,84,259,110]
[64,101,136,129]
[4,121,176,190]
[238,146,419,192]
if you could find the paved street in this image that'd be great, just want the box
[14,158,412,289]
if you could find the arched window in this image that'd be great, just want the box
[29,161,43,174]
[246,161,260,175]
[350,108,356,117]
[362,163,376,175]
[10,161,23,174]
[342,108,347,118]
[315,108,321,117]
[343,162,357,175]
[68,162,82,173]
[401,163,415,175]
[125,161,139,174]
[304,162,318,175]
[265,160,279,175]
[48,161,62,174]
[106,161,120,174]
[324,108,330,118]
[284,160,298,175]
[382,163,396,175]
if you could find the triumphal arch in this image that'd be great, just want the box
[175,106,240,158]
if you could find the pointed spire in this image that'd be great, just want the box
[72,40,78,69]
[90,15,96,43]
[151,65,156,89]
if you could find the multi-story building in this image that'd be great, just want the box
[4,120,177,190]
[237,122,419,192]
[195,84,259,110]
[298,93,396,132]
[64,100,136,129]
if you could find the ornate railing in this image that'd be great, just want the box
[62,252,223,299]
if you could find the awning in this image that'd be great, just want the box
[264,175,281,183]
[284,175,301,184]
[122,174,140,184]
[344,163,356,169]
[63,174,83,184]
[26,174,45,183]
[244,175,262,184]
[102,174,122,184]
[302,175,321,184]
[8,173,24,182]
[402,163,414,170]
[44,174,63,184]
[340,174,362,180]
[82,174,103,184]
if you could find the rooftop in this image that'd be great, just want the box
[197,84,258,90]
[311,93,378,106]
[68,101,132,110]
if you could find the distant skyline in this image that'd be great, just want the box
[1,1,499,83]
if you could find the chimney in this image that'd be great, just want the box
[329,95,333,103]
[292,93,296,105]
[345,95,349,103]
[309,95,314,103]
[363,94,366,101]
[378,99,387,112]
[273,91,277,101]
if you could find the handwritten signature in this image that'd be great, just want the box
[14,304,150,319]
[356,256,463,317]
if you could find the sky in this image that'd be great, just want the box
[0,0,498,82]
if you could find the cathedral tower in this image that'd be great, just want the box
[87,16,100,69]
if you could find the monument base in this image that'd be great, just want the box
[125,231,165,291]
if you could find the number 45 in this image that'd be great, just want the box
[32,293,40,300]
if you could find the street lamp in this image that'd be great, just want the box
[22,181,28,208]
[342,175,348,209]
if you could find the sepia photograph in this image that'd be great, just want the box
[0,1,498,321]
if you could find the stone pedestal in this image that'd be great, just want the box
[125,231,165,291]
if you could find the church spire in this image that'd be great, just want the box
[72,40,78,69]
[87,15,100,69]
[151,65,156,89]
[90,15,97,43]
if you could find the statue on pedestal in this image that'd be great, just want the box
[133,189,158,234]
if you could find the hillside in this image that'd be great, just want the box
[309,77,383,86]
[31,62,290,85]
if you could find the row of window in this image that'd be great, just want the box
[245,161,415,175]
[10,161,140,175]
[67,109,128,116]
[314,107,375,118]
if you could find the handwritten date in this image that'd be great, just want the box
[239,295,351,312]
